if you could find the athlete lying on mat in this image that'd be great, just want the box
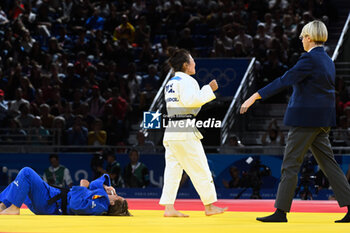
[0,167,131,216]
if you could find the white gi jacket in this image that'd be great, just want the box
[163,72,216,141]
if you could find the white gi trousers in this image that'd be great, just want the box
[159,138,217,206]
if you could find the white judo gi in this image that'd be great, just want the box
[159,71,217,205]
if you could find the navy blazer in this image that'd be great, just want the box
[258,47,336,127]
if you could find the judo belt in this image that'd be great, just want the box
[48,186,70,215]
[166,114,195,121]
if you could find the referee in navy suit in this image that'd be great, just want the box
[240,20,350,223]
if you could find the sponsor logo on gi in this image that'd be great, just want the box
[143,110,161,129]
[165,97,179,102]
[14,181,19,187]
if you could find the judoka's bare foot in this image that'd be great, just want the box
[0,204,20,215]
[0,203,6,211]
[163,205,189,217]
[205,204,228,216]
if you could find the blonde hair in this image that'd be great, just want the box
[300,20,328,44]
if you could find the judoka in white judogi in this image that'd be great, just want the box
[159,71,218,208]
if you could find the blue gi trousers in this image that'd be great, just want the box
[0,167,61,215]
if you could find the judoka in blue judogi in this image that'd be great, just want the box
[0,167,131,216]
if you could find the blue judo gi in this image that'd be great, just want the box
[0,167,111,215]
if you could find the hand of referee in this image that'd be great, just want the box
[240,92,261,114]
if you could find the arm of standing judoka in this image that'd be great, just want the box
[179,79,216,108]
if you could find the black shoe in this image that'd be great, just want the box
[256,211,287,222]
[335,212,350,223]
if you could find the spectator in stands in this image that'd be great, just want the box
[140,64,160,110]
[273,25,289,52]
[61,63,83,98]
[282,14,296,39]
[105,150,124,188]
[220,135,245,154]
[70,89,84,115]
[88,118,107,147]
[138,39,156,72]
[87,85,105,118]
[223,166,242,189]
[261,119,285,146]
[28,116,50,145]
[85,8,105,31]
[133,131,156,154]
[66,115,88,146]
[43,154,73,188]
[115,38,134,74]
[52,116,67,145]
[90,151,105,180]
[134,15,151,47]
[8,88,29,114]
[263,49,288,85]
[254,23,271,50]
[2,118,26,144]
[124,149,149,188]
[15,102,34,129]
[105,88,129,143]
[210,40,227,58]
[177,27,195,53]
[232,42,248,57]
[233,25,253,51]
[331,115,350,146]
[40,75,54,103]
[141,64,160,92]
[0,6,9,25]
[60,100,75,129]
[40,104,54,129]
[122,63,142,105]
[30,88,45,116]
[0,89,9,127]
[19,76,35,102]
[113,14,135,43]
[263,13,276,36]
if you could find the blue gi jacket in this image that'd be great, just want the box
[67,174,111,215]
[258,47,336,127]
[0,167,112,216]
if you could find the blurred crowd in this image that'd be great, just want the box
[0,0,338,147]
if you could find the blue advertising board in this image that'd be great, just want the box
[0,153,348,200]
[194,58,250,97]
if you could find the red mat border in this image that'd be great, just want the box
[21,199,347,213]
[126,199,347,213]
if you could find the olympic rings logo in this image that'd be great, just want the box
[196,67,237,88]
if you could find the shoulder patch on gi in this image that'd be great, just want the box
[92,195,103,200]
[170,76,181,81]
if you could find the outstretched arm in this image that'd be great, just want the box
[240,92,261,114]
[180,79,218,108]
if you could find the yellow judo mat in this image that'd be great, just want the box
[1,209,349,233]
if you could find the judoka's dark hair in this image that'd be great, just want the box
[168,49,190,72]
[106,199,132,216]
